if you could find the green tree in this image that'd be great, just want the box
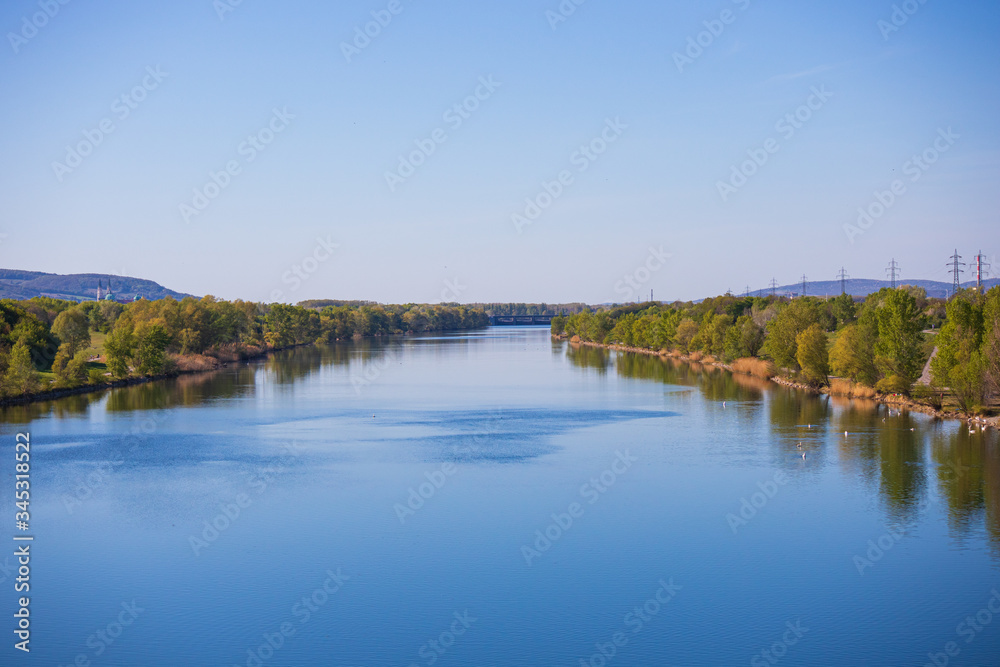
[831,293,857,327]
[873,289,925,393]
[104,319,136,379]
[674,318,699,353]
[133,324,171,375]
[830,323,879,386]
[51,307,91,353]
[707,314,733,357]
[931,290,985,411]
[796,324,830,385]
[55,347,91,388]
[3,337,40,395]
[983,287,1000,399]
[51,342,73,380]
[762,298,826,371]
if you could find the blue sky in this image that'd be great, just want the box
[1,0,997,303]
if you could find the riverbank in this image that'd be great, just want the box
[0,342,293,408]
[556,335,998,428]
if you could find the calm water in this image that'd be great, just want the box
[2,327,999,666]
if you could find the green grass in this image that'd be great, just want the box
[87,331,107,357]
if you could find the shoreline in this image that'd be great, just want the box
[0,327,490,409]
[0,343,289,408]
[558,335,997,428]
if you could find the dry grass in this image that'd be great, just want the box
[570,335,581,344]
[689,351,704,362]
[829,378,853,396]
[852,383,877,399]
[829,378,877,398]
[732,357,775,379]
[701,354,717,364]
[170,353,219,372]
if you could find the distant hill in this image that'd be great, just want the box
[0,268,194,302]
[743,278,1000,300]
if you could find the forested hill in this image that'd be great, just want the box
[746,278,1000,300]
[0,269,193,302]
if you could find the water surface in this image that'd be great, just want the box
[2,328,998,666]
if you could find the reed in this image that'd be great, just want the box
[732,357,774,379]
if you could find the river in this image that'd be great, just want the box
[2,327,998,666]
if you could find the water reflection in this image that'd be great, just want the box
[566,342,611,374]
[5,337,1000,559]
[554,341,1000,553]
[931,424,1000,551]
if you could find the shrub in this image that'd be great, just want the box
[875,375,911,395]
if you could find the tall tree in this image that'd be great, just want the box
[3,337,40,395]
[796,324,830,386]
[874,289,926,393]
[51,307,91,353]
[931,290,986,410]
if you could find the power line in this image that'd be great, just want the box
[948,250,965,297]
[973,250,991,293]
[837,267,850,295]
[744,285,751,298]
[769,278,778,298]
[886,259,900,289]
[800,274,808,297]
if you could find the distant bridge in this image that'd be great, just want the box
[489,315,554,326]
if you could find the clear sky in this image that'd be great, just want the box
[1,0,997,304]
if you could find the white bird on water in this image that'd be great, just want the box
[801,452,807,460]
[844,431,849,436]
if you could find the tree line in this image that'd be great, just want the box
[0,297,489,397]
[551,287,1000,413]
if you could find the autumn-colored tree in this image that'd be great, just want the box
[796,324,830,386]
